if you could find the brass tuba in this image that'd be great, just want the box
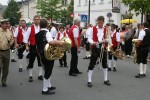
[106,26,126,60]
[108,45,126,60]
[44,37,72,60]
[132,39,139,63]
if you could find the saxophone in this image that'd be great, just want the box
[132,39,139,63]
[44,37,72,60]
[106,27,126,60]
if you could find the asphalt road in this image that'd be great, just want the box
[0,49,150,100]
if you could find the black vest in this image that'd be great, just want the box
[141,29,150,47]
[35,30,47,55]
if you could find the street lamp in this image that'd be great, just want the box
[88,0,91,24]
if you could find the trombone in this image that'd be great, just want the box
[98,26,112,70]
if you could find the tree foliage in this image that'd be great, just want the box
[3,0,20,26]
[58,0,74,25]
[37,0,61,22]
[122,0,150,23]
[37,0,73,25]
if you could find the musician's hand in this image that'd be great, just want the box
[60,41,65,46]
[9,42,14,47]
[15,43,19,48]
[26,46,29,52]
[103,39,109,43]
[93,42,98,45]
[116,48,120,52]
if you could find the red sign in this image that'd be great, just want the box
[70,13,74,18]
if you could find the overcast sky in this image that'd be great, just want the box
[0,0,21,5]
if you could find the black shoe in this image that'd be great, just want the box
[11,59,17,62]
[48,86,56,90]
[42,90,55,95]
[75,71,82,74]
[104,80,111,86]
[29,76,33,82]
[26,67,29,70]
[108,68,111,71]
[143,74,146,77]
[113,67,116,72]
[2,83,7,87]
[87,82,92,88]
[96,61,99,64]
[60,65,63,67]
[38,75,43,80]
[135,74,144,78]
[19,68,23,72]
[64,65,68,67]
[69,73,77,76]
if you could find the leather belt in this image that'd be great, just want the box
[0,49,9,51]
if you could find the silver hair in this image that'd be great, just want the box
[74,18,81,25]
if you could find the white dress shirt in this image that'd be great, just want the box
[88,25,104,44]
[138,29,146,40]
[54,31,68,40]
[40,28,53,43]
[85,27,92,38]
[14,27,27,38]
[23,24,40,43]
[50,26,57,38]
[111,30,120,42]
[73,25,79,38]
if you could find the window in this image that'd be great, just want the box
[62,0,67,6]
[85,0,88,5]
[99,0,104,4]
[79,0,81,5]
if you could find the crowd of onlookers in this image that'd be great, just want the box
[79,23,150,61]
[1,21,150,61]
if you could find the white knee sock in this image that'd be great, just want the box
[103,68,108,81]
[86,51,88,57]
[11,53,15,59]
[26,58,29,65]
[87,51,91,57]
[38,67,43,76]
[143,64,147,74]
[47,77,52,88]
[18,59,23,68]
[88,70,93,82]
[43,78,48,91]
[29,69,33,77]
[113,60,117,68]
[108,60,111,68]
[139,63,143,75]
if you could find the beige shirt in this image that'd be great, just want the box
[0,28,13,50]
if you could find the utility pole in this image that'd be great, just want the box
[88,0,91,24]
[28,0,30,19]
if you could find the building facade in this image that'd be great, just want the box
[19,0,71,22]
[74,0,142,27]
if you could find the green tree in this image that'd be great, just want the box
[59,0,74,25]
[122,0,150,23]
[3,0,20,26]
[37,0,61,22]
